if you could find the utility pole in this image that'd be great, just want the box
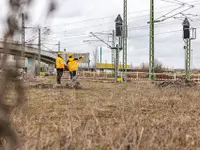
[100,47,102,63]
[25,25,49,76]
[112,30,115,66]
[149,0,155,80]
[114,44,120,82]
[185,38,191,80]
[21,13,25,69]
[123,0,128,82]
[38,26,41,76]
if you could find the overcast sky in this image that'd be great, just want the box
[0,0,200,69]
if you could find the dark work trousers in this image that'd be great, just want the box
[57,68,64,84]
[69,71,76,80]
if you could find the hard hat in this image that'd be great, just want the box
[68,53,72,57]
[58,52,62,55]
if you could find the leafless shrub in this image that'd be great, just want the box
[0,0,57,149]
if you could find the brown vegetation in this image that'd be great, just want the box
[4,79,200,150]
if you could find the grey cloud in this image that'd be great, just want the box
[1,0,200,69]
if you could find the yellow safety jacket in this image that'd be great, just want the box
[67,58,79,72]
[56,56,65,69]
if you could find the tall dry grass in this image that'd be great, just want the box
[5,79,200,150]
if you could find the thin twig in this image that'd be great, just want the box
[118,130,133,150]
[35,120,42,150]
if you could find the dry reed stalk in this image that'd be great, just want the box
[136,127,144,150]
[91,108,103,137]
[0,0,58,149]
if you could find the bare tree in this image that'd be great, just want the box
[154,58,163,69]
[140,58,163,69]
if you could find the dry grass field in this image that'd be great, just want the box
[5,78,200,150]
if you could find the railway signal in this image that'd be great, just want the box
[183,18,196,81]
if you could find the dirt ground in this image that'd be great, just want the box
[5,78,200,150]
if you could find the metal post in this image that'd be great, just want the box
[21,13,25,68]
[88,60,90,71]
[115,44,119,82]
[123,0,128,82]
[112,30,115,66]
[149,0,155,80]
[185,38,191,80]
[38,27,41,76]
[100,47,102,63]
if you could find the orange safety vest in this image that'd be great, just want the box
[56,57,65,69]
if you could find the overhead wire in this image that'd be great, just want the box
[46,18,200,42]
[45,2,200,40]
[1,0,199,47]
[42,43,89,51]
[18,0,199,44]
[41,4,179,28]
[129,19,200,31]
[46,7,186,36]
[129,26,200,38]
[38,0,200,28]
[41,19,200,46]
[41,44,55,52]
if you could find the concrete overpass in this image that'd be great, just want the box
[0,40,57,64]
[0,40,57,75]
[0,40,91,75]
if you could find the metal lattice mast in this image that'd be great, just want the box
[123,0,128,82]
[149,0,155,80]
[185,39,191,80]
[115,44,120,82]
[183,17,193,81]
[112,30,115,65]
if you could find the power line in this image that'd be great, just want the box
[46,8,186,35]
[99,15,200,33]
[46,34,89,41]
[129,26,200,38]
[37,0,200,28]
[46,10,200,38]
[43,20,181,41]
[43,43,89,50]
[42,20,200,45]
[41,44,55,52]
[16,1,200,44]
[128,19,200,31]
[40,5,177,28]
[2,19,197,44]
